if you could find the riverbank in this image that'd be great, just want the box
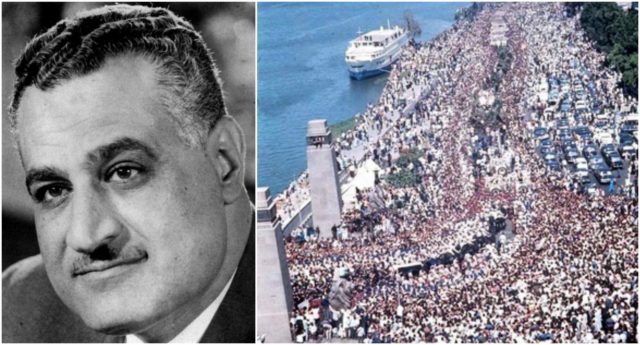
[258,2,466,194]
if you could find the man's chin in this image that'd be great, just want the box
[82,314,156,337]
[75,305,156,337]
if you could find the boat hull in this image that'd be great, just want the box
[348,65,391,80]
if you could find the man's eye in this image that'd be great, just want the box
[35,185,71,204]
[114,167,137,181]
[105,164,145,184]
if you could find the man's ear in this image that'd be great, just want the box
[205,115,246,204]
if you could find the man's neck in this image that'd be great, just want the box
[126,272,236,343]
[132,193,253,342]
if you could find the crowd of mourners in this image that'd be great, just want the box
[283,3,638,343]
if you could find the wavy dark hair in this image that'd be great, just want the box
[9,4,227,147]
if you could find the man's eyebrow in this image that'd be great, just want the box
[25,167,68,191]
[86,137,159,165]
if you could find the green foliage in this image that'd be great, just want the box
[329,116,358,143]
[455,2,484,22]
[387,148,424,187]
[403,10,422,38]
[484,46,514,92]
[496,46,513,76]
[578,3,638,97]
[396,148,424,168]
[471,98,503,133]
[386,170,417,188]
[564,2,584,18]
[471,44,510,133]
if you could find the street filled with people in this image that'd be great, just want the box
[284,3,637,343]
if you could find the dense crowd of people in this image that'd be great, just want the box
[283,3,637,343]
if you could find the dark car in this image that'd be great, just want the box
[546,158,561,171]
[540,138,554,149]
[574,112,586,124]
[556,118,570,130]
[620,120,638,134]
[540,146,555,156]
[601,143,617,158]
[574,126,593,140]
[565,148,580,164]
[558,128,572,141]
[619,132,637,158]
[589,156,605,171]
[604,151,624,170]
[534,127,548,140]
[594,164,613,184]
[581,180,598,195]
[562,140,577,152]
[583,144,599,159]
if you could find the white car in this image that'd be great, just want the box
[575,100,588,111]
[594,130,614,145]
[574,157,588,171]
[589,157,604,170]
[575,168,590,178]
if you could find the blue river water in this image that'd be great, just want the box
[258,2,468,194]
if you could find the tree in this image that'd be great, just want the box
[403,11,422,38]
[579,3,638,98]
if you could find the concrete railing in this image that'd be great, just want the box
[281,199,312,237]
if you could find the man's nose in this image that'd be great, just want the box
[66,187,123,254]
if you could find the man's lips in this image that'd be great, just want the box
[72,249,148,277]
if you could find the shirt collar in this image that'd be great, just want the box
[125,271,236,343]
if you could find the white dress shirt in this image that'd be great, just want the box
[126,273,235,343]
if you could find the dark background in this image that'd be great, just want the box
[2,2,255,269]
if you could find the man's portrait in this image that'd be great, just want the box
[2,3,255,343]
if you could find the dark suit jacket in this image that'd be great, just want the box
[2,227,255,343]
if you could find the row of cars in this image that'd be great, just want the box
[535,115,637,193]
[532,65,638,195]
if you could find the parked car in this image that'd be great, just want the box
[558,128,572,141]
[604,152,624,170]
[588,156,605,171]
[574,157,588,171]
[540,138,554,149]
[573,126,592,140]
[581,180,598,195]
[594,164,613,184]
[618,132,637,158]
[583,144,598,159]
[575,99,588,111]
[564,148,580,164]
[620,119,638,134]
[556,118,570,130]
[546,158,561,171]
[593,114,609,129]
[601,143,617,158]
[534,127,549,141]
[593,130,614,145]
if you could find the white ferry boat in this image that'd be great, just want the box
[345,24,411,80]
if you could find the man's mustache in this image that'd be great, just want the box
[72,246,148,276]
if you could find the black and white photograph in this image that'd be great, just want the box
[2,2,255,342]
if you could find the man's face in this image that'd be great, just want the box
[16,55,228,333]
